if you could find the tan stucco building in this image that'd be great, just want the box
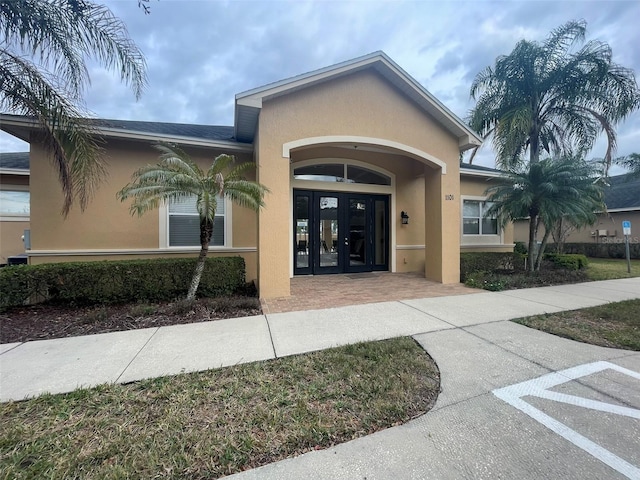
[0,152,30,265]
[513,173,640,247]
[1,52,516,297]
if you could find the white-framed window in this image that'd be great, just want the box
[0,188,30,218]
[168,195,225,247]
[463,199,497,235]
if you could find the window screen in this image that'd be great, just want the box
[168,195,225,246]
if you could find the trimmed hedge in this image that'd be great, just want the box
[556,242,640,259]
[0,257,246,310]
[544,253,589,270]
[460,252,526,282]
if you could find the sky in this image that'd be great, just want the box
[1,0,639,172]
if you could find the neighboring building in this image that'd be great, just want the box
[0,152,30,265]
[513,173,640,245]
[0,51,514,297]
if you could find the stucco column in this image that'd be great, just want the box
[424,164,460,283]
[256,137,291,299]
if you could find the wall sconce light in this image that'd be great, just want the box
[401,211,409,225]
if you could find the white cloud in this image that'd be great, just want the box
[2,0,639,167]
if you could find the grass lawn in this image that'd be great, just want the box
[513,299,640,351]
[585,257,640,280]
[0,337,438,479]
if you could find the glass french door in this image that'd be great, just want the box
[294,190,388,275]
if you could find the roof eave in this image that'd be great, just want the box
[605,206,640,213]
[0,115,253,153]
[460,167,503,178]
[459,136,482,152]
[96,127,252,152]
[0,168,29,175]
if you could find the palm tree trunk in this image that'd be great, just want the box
[187,244,209,300]
[527,214,538,272]
[535,228,552,271]
[186,218,214,301]
[554,218,563,253]
[530,141,539,164]
[530,104,540,164]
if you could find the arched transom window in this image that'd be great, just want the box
[293,163,391,186]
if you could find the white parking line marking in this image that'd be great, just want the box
[533,390,640,419]
[493,361,640,480]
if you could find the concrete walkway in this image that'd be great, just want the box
[1,278,639,478]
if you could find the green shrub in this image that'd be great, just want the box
[460,252,525,282]
[514,241,528,255]
[557,242,640,259]
[464,269,588,291]
[0,257,246,310]
[544,253,589,270]
[461,251,591,291]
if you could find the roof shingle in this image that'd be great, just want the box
[0,152,29,170]
[91,119,235,142]
[605,174,640,210]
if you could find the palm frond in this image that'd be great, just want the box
[1,0,147,214]
[0,0,146,98]
[468,20,639,168]
[119,143,269,222]
[0,49,106,214]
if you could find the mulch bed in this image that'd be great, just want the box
[0,297,262,344]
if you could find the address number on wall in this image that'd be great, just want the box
[445,194,455,200]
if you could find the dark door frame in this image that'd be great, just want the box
[293,189,389,275]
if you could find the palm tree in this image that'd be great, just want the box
[614,153,640,177]
[469,20,640,172]
[1,0,147,215]
[117,143,269,300]
[485,157,604,272]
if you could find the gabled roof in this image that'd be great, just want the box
[0,115,251,152]
[235,51,483,149]
[90,118,234,142]
[0,151,29,171]
[605,174,640,211]
[2,53,481,154]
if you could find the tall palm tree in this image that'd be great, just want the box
[117,143,269,300]
[469,20,640,172]
[1,0,147,214]
[485,157,604,272]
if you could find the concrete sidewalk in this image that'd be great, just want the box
[1,278,639,479]
[231,317,640,480]
[1,278,639,403]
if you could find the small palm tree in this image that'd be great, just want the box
[1,0,147,214]
[469,20,639,172]
[486,157,604,272]
[117,143,269,300]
